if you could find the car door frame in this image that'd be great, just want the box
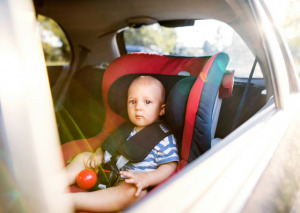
[0,0,72,212]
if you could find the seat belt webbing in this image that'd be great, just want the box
[231,56,258,131]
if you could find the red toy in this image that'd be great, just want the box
[76,169,97,189]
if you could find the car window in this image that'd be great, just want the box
[37,15,72,66]
[123,19,263,78]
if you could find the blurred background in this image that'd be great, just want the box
[266,0,300,77]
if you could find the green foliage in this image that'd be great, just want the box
[38,15,71,65]
[124,24,177,54]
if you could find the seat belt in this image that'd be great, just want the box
[74,45,90,71]
[102,121,172,163]
[53,45,90,109]
[93,122,173,189]
[231,56,258,131]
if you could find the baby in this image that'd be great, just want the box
[65,76,179,212]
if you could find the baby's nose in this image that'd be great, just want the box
[135,102,142,110]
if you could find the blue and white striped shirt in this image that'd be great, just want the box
[123,127,179,173]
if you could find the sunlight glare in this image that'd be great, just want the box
[175,20,233,48]
[264,0,289,26]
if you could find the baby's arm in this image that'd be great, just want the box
[120,161,177,196]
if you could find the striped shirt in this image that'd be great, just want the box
[123,127,179,173]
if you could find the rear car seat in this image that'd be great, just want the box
[50,65,106,143]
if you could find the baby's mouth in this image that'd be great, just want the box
[136,115,143,119]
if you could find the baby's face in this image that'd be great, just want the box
[127,82,165,132]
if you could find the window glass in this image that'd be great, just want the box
[37,15,71,66]
[123,20,263,78]
[257,1,290,97]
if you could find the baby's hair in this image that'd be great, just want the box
[129,76,166,103]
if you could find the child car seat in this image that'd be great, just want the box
[62,52,233,168]
[68,53,233,213]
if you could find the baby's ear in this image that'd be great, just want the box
[159,104,166,116]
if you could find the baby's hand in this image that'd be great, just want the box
[119,170,149,197]
[84,148,103,173]
[85,154,99,169]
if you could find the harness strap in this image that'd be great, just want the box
[102,122,134,157]
[102,121,172,163]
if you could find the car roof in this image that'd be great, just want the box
[36,1,261,48]
[36,0,239,36]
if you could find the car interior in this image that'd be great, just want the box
[4,0,300,212]
[34,0,270,195]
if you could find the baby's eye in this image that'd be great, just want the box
[145,100,151,104]
[129,100,136,104]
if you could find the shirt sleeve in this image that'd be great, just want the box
[155,134,180,165]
